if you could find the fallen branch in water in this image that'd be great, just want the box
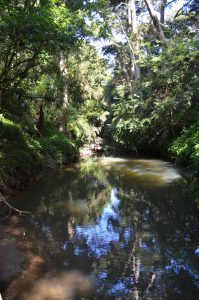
[0,192,30,219]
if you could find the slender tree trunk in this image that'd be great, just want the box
[160,0,167,24]
[59,53,69,132]
[144,0,166,41]
[128,0,141,80]
[37,104,44,137]
[59,54,68,109]
[112,1,141,84]
[118,51,133,92]
[127,0,132,27]
[129,0,137,31]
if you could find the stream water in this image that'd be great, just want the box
[3,157,199,300]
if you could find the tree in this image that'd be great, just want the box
[105,0,199,156]
[144,0,166,41]
[0,0,80,110]
[127,0,141,80]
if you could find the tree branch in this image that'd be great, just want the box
[174,0,192,18]
[0,192,30,219]
[115,2,129,10]
[144,0,166,41]
[166,0,177,7]
[0,51,39,86]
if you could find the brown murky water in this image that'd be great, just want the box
[2,157,199,300]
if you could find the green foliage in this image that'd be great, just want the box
[0,116,78,189]
[41,42,110,146]
[170,121,199,167]
[38,122,78,167]
[67,42,110,104]
[0,1,110,191]
[65,105,98,146]
[1,0,198,191]
[0,116,39,187]
[0,0,95,116]
[110,34,199,155]
[112,93,146,149]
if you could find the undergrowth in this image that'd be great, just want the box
[0,116,78,190]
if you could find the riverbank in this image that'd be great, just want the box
[0,218,25,299]
[0,116,79,194]
[0,126,105,297]
[0,138,101,299]
[79,136,104,160]
[0,116,81,296]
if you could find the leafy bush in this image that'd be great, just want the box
[0,116,39,187]
[110,35,199,156]
[66,106,101,146]
[38,122,78,167]
[170,121,199,167]
[112,94,146,150]
[0,117,78,189]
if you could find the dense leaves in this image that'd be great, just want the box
[106,0,199,159]
[0,0,109,189]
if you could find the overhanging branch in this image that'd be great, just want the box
[0,192,30,219]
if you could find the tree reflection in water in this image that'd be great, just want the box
[5,157,199,300]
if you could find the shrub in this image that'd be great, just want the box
[170,121,199,168]
[0,117,78,189]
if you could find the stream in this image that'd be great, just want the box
[3,157,199,300]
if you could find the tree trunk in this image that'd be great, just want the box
[160,0,167,24]
[128,0,141,80]
[59,53,69,132]
[118,51,133,92]
[144,0,166,41]
[37,104,44,137]
[128,0,137,31]
[59,54,68,109]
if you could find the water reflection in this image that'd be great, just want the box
[97,157,182,186]
[75,189,123,258]
[4,157,199,300]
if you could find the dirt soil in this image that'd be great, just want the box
[0,224,24,293]
[80,136,103,160]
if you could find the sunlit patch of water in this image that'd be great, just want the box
[97,157,182,186]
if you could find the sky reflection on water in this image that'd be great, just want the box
[75,189,131,258]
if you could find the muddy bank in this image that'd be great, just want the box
[0,215,94,300]
[0,193,31,299]
[80,136,104,160]
[0,221,25,296]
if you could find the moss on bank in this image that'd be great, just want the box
[0,116,78,191]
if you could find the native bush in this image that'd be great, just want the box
[38,122,78,167]
[170,121,199,167]
[110,35,199,156]
[0,116,78,188]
